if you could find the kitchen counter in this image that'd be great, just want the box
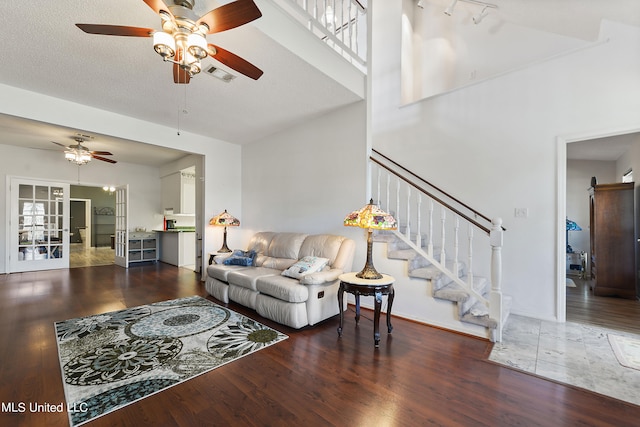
[157,231,196,267]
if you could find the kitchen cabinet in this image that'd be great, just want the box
[161,171,195,214]
[128,232,158,266]
[158,231,196,268]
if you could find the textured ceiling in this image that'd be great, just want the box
[0,0,363,165]
[0,0,638,166]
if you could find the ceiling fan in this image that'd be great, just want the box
[52,134,117,165]
[75,0,263,83]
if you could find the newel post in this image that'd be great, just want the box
[489,217,504,342]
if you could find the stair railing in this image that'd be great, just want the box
[276,0,367,70]
[370,150,505,341]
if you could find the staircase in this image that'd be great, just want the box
[370,150,511,342]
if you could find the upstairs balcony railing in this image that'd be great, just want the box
[275,0,367,70]
[370,149,507,341]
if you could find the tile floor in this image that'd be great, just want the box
[69,244,115,268]
[489,314,640,406]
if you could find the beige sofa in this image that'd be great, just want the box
[205,232,355,329]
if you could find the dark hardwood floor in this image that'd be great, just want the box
[567,277,640,334]
[1,264,639,427]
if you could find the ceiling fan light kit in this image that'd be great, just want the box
[76,0,264,83]
[53,134,117,166]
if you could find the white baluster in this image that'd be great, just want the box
[428,199,434,257]
[416,194,422,248]
[440,208,446,265]
[386,173,391,213]
[376,167,381,207]
[406,188,411,239]
[467,224,474,287]
[453,216,460,278]
[396,177,400,226]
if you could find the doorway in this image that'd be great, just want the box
[69,186,117,268]
[559,131,640,332]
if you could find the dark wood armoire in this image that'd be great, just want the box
[589,182,636,299]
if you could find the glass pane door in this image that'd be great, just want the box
[114,185,128,268]
[11,179,69,272]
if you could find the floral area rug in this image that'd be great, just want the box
[54,296,287,426]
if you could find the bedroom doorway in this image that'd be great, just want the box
[560,131,640,333]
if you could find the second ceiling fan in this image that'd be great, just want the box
[76,0,264,84]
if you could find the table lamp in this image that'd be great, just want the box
[344,199,397,279]
[210,209,240,253]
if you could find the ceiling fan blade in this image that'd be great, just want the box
[76,24,154,37]
[51,141,69,149]
[142,0,173,17]
[91,154,117,164]
[198,0,262,34]
[90,151,113,156]
[208,44,263,80]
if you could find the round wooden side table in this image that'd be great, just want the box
[337,272,395,347]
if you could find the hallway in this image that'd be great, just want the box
[69,243,114,268]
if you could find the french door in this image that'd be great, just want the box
[114,185,129,268]
[9,178,70,272]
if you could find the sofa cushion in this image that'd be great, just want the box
[266,233,308,259]
[281,256,330,279]
[247,232,276,254]
[256,275,309,303]
[227,267,280,291]
[259,256,298,271]
[299,235,347,267]
[207,264,248,282]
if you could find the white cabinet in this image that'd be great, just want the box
[128,232,158,266]
[159,231,195,267]
[161,171,195,214]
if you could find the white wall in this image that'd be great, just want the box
[0,84,242,275]
[241,101,367,251]
[566,159,616,254]
[371,1,640,321]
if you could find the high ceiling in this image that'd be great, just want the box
[0,0,363,165]
[0,0,638,166]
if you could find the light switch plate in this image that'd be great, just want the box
[514,208,528,218]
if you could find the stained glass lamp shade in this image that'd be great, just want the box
[209,210,240,253]
[344,199,397,279]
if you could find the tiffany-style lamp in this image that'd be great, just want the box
[209,209,240,253]
[344,199,397,279]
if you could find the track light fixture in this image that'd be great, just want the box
[473,6,489,24]
[444,0,497,20]
[444,0,458,16]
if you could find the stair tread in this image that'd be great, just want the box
[433,276,488,301]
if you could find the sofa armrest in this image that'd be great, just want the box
[300,269,343,285]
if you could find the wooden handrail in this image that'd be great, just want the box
[371,149,506,231]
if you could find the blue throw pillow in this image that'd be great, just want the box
[223,250,257,266]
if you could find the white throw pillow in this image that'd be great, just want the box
[281,256,330,279]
